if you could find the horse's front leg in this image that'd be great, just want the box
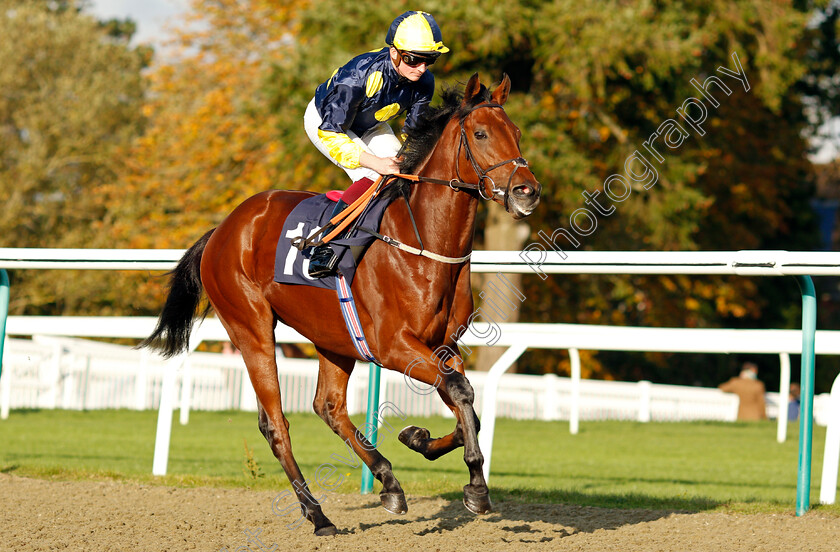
[399,264,482,464]
[398,417,465,460]
[444,371,492,514]
[394,343,491,514]
[399,357,469,460]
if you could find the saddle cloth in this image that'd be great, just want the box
[273,192,393,290]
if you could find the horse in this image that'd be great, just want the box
[140,73,541,535]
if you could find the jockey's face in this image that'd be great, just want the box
[389,47,430,81]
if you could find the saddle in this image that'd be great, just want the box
[273,181,394,291]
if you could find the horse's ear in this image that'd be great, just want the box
[462,73,481,106]
[491,74,511,106]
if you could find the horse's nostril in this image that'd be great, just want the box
[515,185,533,196]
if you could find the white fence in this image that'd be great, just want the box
[3,332,835,426]
[2,248,840,510]
[1,333,787,419]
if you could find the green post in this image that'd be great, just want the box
[795,275,816,516]
[360,362,381,494]
[0,269,9,384]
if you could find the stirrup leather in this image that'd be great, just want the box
[308,200,349,278]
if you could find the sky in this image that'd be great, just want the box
[87,0,189,47]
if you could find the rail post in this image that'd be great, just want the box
[819,373,840,505]
[0,270,8,419]
[360,362,381,494]
[795,275,816,516]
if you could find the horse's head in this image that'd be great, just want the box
[457,73,541,219]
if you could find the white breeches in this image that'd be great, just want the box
[304,98,402,183]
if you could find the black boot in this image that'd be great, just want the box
[308,200,349,278]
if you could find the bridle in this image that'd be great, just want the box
[395,102,531,211]
[455,102,530,208]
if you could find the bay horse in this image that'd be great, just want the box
[140,74,541,535]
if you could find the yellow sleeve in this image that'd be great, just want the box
[317,129,362,169]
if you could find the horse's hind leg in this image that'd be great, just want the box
[211,302,337,536]
[312,347,407,514]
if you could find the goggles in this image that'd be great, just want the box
[398,50,439,67]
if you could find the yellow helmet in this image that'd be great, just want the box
[385,11,449,55]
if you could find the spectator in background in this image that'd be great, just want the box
[222,342,240,356]
[788,382,801,422]
[719,362,768,421]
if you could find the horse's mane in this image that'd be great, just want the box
[380,82,492,200]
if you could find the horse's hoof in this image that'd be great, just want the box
[314,524,338,536]
[380,491,408,515]
[398,426,430,451]
[463,484,492,515]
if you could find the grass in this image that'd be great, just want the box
[1,408,838,515]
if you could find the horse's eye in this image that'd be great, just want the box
[474,130,488,140]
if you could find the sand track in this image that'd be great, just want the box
[2,474,838,551]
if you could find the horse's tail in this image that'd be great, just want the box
[138,229,215,358]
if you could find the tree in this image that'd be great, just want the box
[272,0,818,378]
[796,0,840,154]
[503,0,821,385]
[0,0,147,314]
[99,0,313,250]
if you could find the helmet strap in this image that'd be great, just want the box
[389,46,402,69]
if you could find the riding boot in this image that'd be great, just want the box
[308,200,349,278]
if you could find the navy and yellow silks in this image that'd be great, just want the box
[313,47,434,169]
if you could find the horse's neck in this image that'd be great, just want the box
[404,147,478,258]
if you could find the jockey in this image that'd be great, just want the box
[303,10,449,278]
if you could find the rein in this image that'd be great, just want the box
[356,183,471,264]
